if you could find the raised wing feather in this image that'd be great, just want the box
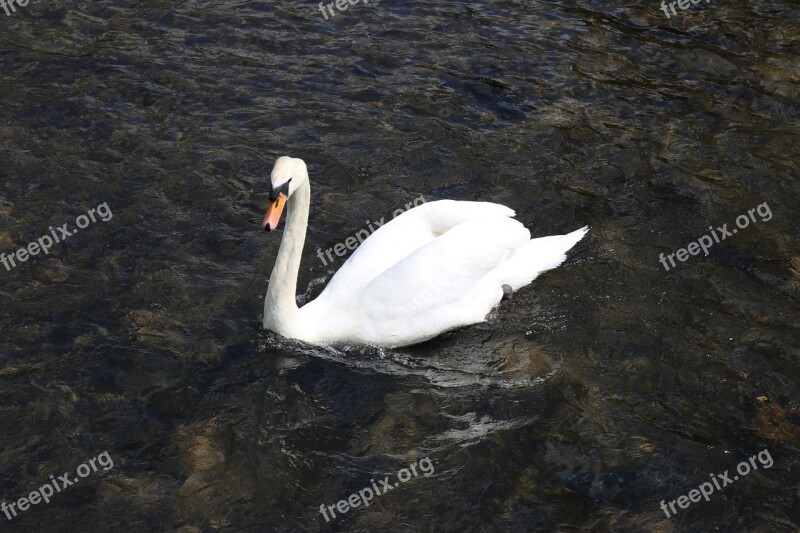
[356,215,530,341]
[320,200,516,301]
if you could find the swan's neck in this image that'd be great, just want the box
[263,179,310,333]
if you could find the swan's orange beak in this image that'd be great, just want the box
[263,193,287,232]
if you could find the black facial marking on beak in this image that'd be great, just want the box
[269,178,292,202]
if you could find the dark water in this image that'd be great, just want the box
[1,0,799,531]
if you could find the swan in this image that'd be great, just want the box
[261,156,588,348]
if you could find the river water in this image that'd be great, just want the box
[1,1,798,531]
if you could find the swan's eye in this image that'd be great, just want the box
[269,178,292,201]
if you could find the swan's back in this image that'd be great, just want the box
[317,200,516,302]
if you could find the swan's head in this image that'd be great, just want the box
[263,156,308,231]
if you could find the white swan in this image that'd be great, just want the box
[262,156,588,348]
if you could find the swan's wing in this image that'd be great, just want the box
[356,215,531,340]
[321,200,516,299]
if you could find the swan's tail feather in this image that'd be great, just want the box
[500,226,588,290]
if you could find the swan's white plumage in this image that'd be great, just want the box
[262,157,587,348]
